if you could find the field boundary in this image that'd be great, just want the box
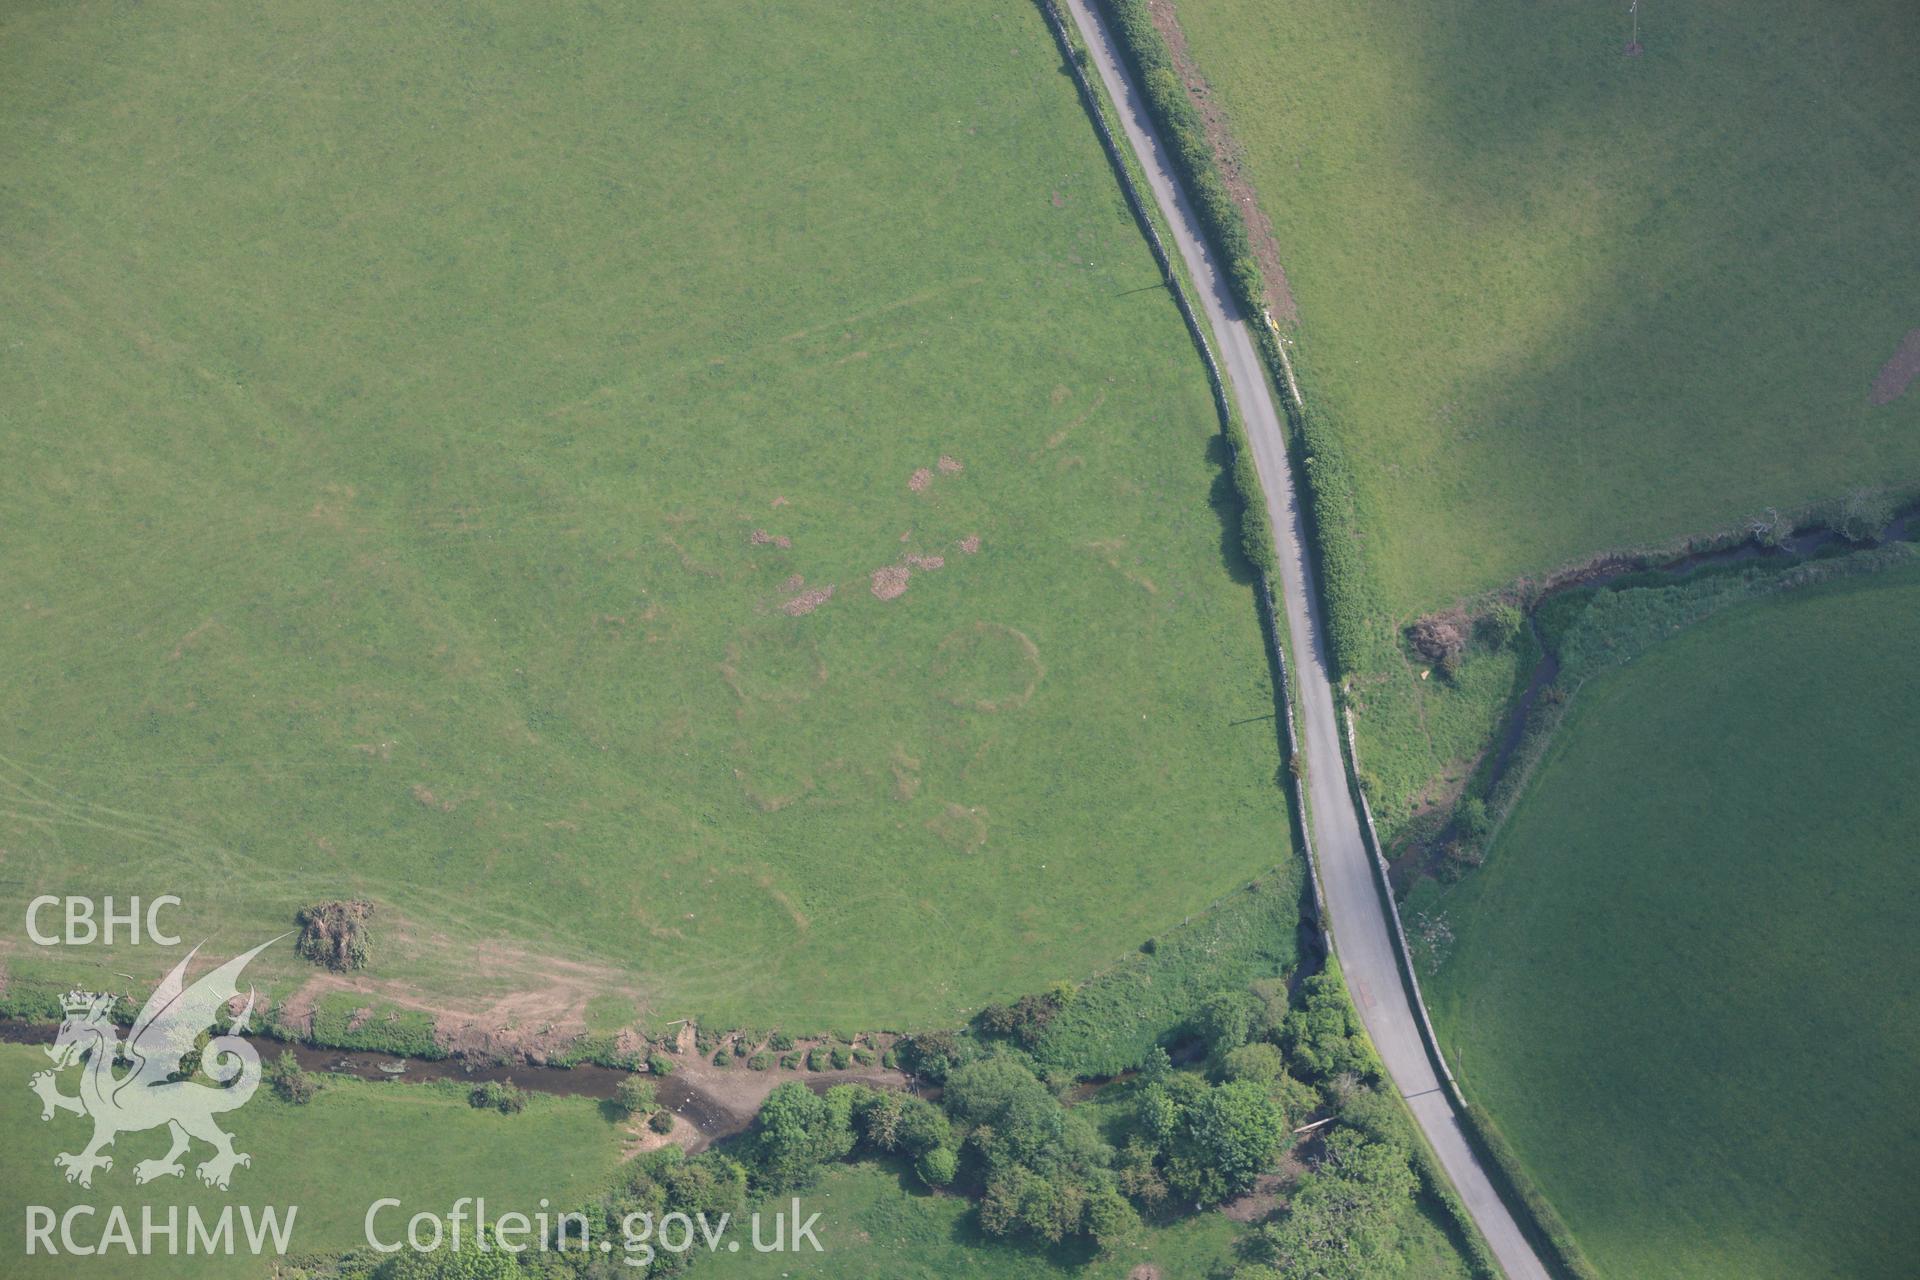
[1089,0,1387,678]
[1340,708,1596,1278]
[1038,0,1323,949]
[1058,0,1546,1272]
[1352,541,1919,1279]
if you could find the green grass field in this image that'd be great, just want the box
[1165,0,1920,833]
[1177,0,1920,621]
[1421,563,1920,1278]
[0,1045,624,1278]
[0,0,1297,1031]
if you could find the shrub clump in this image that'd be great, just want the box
[293,899,374,972]
[266,1051,317,1104]
[1406,616,1464,665]
[615,1076,657,1116]
[468,1080,527,1114]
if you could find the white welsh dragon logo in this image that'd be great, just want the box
[29,936,286,1190]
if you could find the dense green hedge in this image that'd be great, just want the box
[1093,0,1382,676]
[1228,421,1278,574]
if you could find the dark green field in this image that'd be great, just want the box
[0,0,1295,1032]
[1422,563,1920,1278]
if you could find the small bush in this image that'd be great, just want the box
[647,1108,675,1134]
[1830,488,1896,543]
[468,1080,527,1114]
[1407,616,1464,664]
[293,899,374,972]
[853,1047,876,1067]
[780,1052,803,1070]
[881,1049,898,1069]
[915,1145,958,1188]
[1439,839,1486,882]
[712,1050,731,1067]
[748,1053,772,1071]
[1477,602,1524,650]
[1453,796,1492,842]
[266,1051,317,1104]
[616,1076,657,1116]
[768,1032,794,1051]
[806,1047,829,1071]
[647,1052,675,1077]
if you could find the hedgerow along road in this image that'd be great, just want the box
[1058,1,1551,1275]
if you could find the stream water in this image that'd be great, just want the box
[1462,512,1914,848]
[4,1019,756,1139]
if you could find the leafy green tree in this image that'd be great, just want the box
[946,1056,1117,1243]
[743,1082,856,1191]
[615,1075,657,1116]
[1166,1079,1288,1205]
[266,1051,317,1104]
[376,1239,522,1279]
[895,1029,973,1082]
[1248,977,1291,1042]
[1195,988,1259,1063]
[1251,1128,1416,1279]
[1223,1041,1284,1088]
[915,1145,958,1188]
[1137,1044,1174,1086]
[1282,972,1380,1083]
[1084,1183,1143,1255]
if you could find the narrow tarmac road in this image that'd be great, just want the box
[1059,3,1551,1276]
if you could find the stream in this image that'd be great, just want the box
[7,1019,784,1142]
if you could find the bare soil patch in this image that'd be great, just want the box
[870,564,911,600]
[781,585,834,616]
[749,528,792,549]
[908,467,934,492]
[959,534,981,554]
[1868,327,1920,405]
[937,454,964,474]
[1149,0,1298,324]
[1221,1170,1290,1222]
[278,932,653,1064]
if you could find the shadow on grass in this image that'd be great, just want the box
[1207,434,1260,587]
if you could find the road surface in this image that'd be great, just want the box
[1058,3,1551,1276]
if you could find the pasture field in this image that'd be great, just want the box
[1175,0,1920,619]
[1164,0,1920,829]
[0,1044,625,1279]
[1420,562,1920,1278]
[0,0,1296,1032]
